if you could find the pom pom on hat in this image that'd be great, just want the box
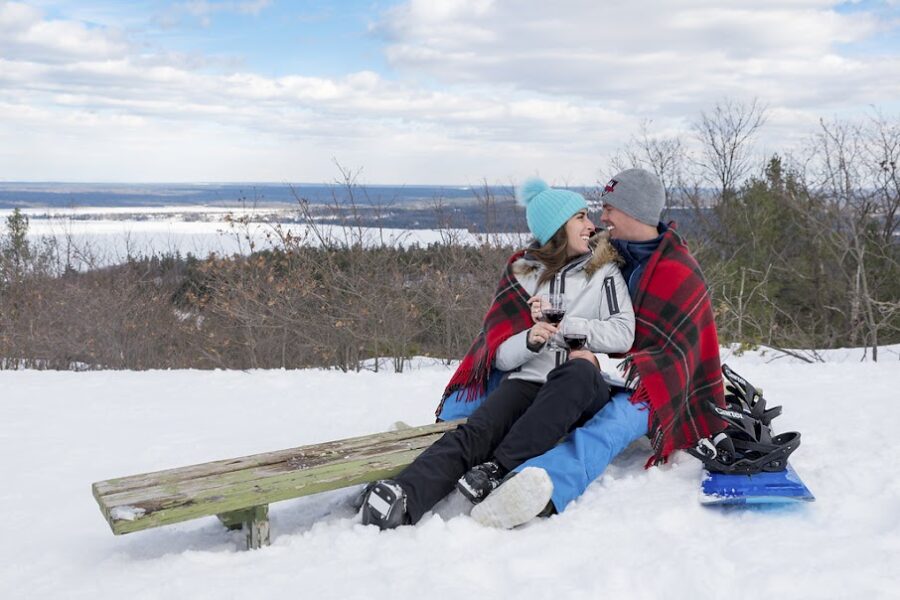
[516,178,550,206]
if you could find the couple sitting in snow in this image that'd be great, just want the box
[359,168,727,530]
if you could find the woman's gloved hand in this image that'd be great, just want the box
[527,321,558,351]
[527,295,547,323]
[567,349,600,368]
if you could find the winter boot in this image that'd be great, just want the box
[359,480,410,530]
[350,482,377,511]
[470,467,555,529]
[457,460,508,504]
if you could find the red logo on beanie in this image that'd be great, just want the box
[602,179,618,196]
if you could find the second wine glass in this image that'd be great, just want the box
[562,319,588,352]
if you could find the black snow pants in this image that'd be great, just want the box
[396,358,609,523]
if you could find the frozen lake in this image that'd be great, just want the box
[2,206,488,265]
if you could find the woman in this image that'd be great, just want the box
[359,178,635,529]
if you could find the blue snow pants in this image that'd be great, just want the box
[514,392,649,512]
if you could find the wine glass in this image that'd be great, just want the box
[562,319,589,353]
[541,293,566,348]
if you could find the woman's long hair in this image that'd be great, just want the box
[531,226,573,287]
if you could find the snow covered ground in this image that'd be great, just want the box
[1,347,899,599]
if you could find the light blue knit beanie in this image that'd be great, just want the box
[516,178,589,245]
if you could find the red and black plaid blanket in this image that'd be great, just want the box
[622,227,726,466]
[434,250,533,418]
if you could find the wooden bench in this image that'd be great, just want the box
[92,420,462,550]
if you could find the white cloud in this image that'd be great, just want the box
[174,0,272,26]
[0,1,127,61]
[378,0,891,112]
[0,0,898,183]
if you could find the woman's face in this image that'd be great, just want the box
[564,210,596,256]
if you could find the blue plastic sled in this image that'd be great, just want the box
[700,463,815,505]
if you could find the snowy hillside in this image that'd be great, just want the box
[1,347,898,600]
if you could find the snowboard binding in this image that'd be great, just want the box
[722,364,783,426]
[689,366,801,475]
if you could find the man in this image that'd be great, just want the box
[471,168,727,529]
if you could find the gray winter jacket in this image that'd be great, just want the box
[494,241,635,384]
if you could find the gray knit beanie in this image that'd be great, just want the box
[600,168,665,226]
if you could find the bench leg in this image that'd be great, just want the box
[217,505,270,550]
[245,506,270,550]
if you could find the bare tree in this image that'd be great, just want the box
[804,114,900,360]
[610,119,691,210]
[693,98,768,199]
[867,110,900,244]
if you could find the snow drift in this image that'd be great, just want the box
[0,347,898,599]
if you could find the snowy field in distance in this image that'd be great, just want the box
[1,206,481,264]
[1,346,899,599]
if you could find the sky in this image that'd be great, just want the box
[1,0,899,184]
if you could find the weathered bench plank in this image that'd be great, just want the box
[92,420,461,541]
[94,421,454,497]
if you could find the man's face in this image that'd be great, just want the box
[599,203,644,241]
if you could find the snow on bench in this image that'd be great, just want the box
[91,420,462,549]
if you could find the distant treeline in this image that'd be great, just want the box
[0,180,506,210]
[1,101,898,369]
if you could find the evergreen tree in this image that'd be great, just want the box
[1,208,32,286]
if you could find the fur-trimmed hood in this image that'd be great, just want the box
[512,233,622,279]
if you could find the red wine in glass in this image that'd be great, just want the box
[542,308,566,324]
[541,292,566,349]
[564,334,587,350]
